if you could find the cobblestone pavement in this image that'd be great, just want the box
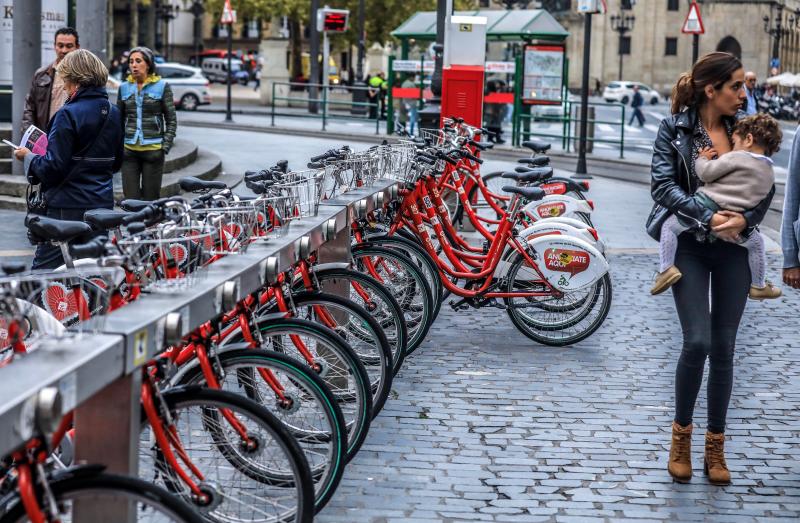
[317,253,800,523]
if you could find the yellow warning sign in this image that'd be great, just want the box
[133,329,148,366]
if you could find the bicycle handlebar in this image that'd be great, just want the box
[69,237,107,259]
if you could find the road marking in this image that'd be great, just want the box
[0,249,34,256]
[594,143,613,149]
[624,125,642,133]
[644,124,660,133]
[648,111,667,120]
[597,124,615,133]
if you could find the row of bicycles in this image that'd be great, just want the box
[0,117,611,522]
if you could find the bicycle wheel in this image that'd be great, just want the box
[0,469,204,523]
[299,267,408,376]
[351,244,435,355]
[467,171,508,217]
[222,317,372,460]
[174,348,347,512]
[502,251,612,346]
[139,386,314,523]
[279,291,393,416]
[363,232,444,318]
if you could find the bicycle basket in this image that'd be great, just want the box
[191,203,260,255]
[270,168,325,219]
[242,195,293,240]
[0,266,120,362]
[116,223,215,292]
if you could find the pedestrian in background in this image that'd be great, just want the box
[22,27,80,133]
[117,46,177,201]
[781,123,800,290]
[629,84,645,127]
[13,49,123,269]
[744,71,758,115]
[647,52,773,486]
[367,74,381,120]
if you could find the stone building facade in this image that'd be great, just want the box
[551,0,800,94]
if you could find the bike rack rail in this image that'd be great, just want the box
[0,179,397,521]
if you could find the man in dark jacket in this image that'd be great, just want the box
[628,85,645,127]
[14,50,123,269]
[21,27,80,133]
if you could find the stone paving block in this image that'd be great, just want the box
[317,254,800,522]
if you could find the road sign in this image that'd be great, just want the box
[220,0,235,25]
[317,8,350,33]
[576,0,607,14]
[681,1,704,35]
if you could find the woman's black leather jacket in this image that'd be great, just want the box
[649,107,774,235]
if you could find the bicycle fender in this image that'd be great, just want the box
[519,222,605,255]
[522,194,593,222]
[525,235,608,292]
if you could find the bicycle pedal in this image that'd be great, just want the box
[448,299,469,311]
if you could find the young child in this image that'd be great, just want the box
[651,113,782,299]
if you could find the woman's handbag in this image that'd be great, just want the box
[645,201,671,242]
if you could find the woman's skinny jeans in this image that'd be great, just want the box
[672,232,750,434]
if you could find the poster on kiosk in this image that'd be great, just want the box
[441,15,487,128]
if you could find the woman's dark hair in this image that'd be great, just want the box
[54,27,79,45]
[128,46,156,76]
[734,113,783,156]
[670,52,742,114]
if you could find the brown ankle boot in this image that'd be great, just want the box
[704,432,731,485]
[668,421,692,483]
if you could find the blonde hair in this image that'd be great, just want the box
[56,49,108,88]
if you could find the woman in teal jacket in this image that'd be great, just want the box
[117,46,177,200]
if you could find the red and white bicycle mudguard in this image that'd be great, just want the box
[526,235,608,292]
[522,194,593,222]
[519,221,605,254]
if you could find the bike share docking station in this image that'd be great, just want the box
[0,179,397,522]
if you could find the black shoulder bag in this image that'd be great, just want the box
[26,100,113,216]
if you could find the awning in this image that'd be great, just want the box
[391,9,569,42]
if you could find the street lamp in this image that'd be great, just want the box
[763,3,800,75]
[190,1,205,65]
[610,12,635,81]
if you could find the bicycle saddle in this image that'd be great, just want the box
[503,167,553,183]
[517,156,550,167]
[25,215,92,242]
[83,209,131,231]
[501,185,546,202]
[521,139,551,153]
[179,176,227,192]
[119,199,151,212]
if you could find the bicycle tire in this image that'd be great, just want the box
[222,317,372,460]
[261,291,392,416]
[298,267,408,376]
[0,468,205,523]
[363,232,444,317]
[173,349,347,512]
[351,244,435,355]
[503,251,612,346]
[139,386,315,523]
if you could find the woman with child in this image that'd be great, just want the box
[646,52,776,486]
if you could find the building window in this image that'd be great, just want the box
[665,37,678,56]
[245,19,260,39]
[479,0,491,7]
[620,36,631,55]
[667,0,679,11]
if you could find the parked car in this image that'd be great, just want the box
[603,81,662,105]
[105,63,211,111]
[156,62,211,111]
[201,57,250,85]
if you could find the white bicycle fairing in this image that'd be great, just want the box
[522,194,593,222]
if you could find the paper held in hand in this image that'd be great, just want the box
[2,126,48,155]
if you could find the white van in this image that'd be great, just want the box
[201,57,248,85]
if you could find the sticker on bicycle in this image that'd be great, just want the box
[526,235,608,291]
[535,202,567,218]
[544,249,591,275]
[540,182,567,195]
[41,282,88,323]
[522,194,593,223]
[422,196,433,208]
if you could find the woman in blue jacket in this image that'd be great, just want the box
[13,49,123,269]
